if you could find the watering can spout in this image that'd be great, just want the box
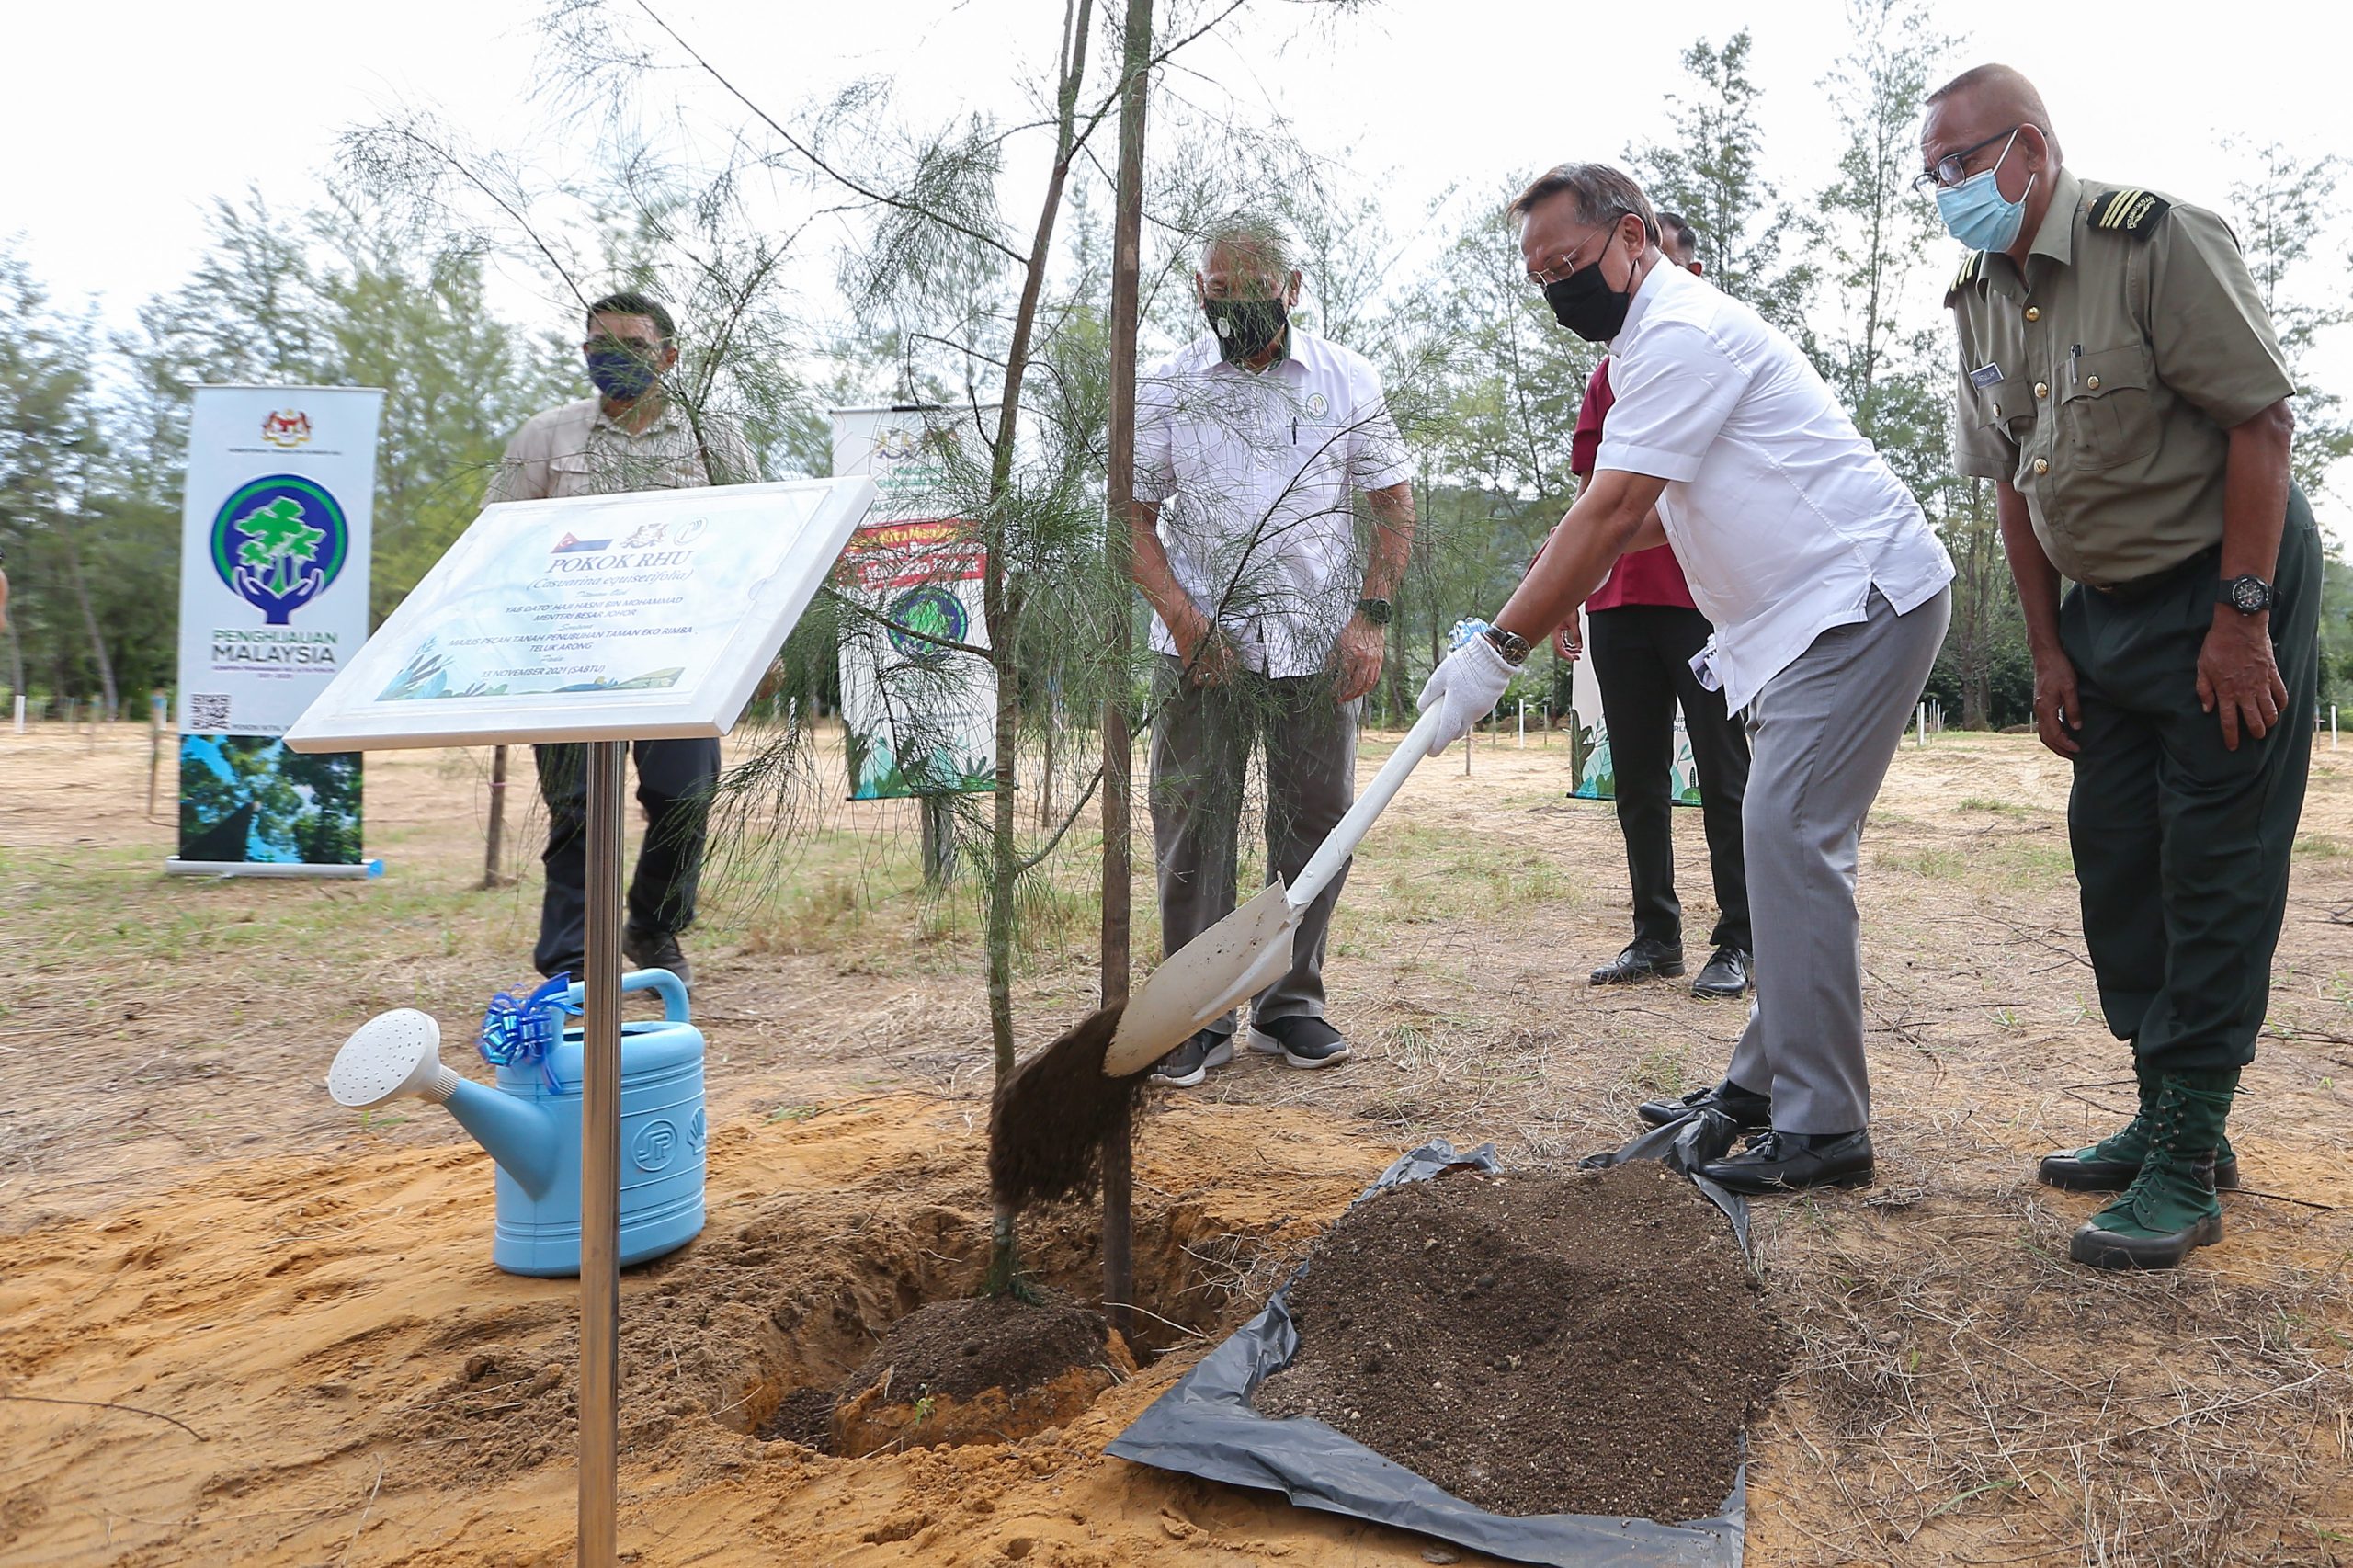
[325,1008,561,1198]
[439,1077,561,1198]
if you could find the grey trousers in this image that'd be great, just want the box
[1723,586,1950,1134]
[1150,656,1357,1037]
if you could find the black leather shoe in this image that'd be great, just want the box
[1590,938,1685,986]
[1690,946,1752,999]
[1700,1129,1874,1194]
[1636,1076,1771,1130]
[623,929,694,988]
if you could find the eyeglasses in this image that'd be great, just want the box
[585,334,664,357]
[1913,126,2023,194]
[1527,222,1620,287]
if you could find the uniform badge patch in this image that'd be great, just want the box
[1969,362,2003,388]
[1945,250,1985,303]
[2091,187,2171,235]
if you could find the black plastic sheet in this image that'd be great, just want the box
[1106,1134,1755,1567]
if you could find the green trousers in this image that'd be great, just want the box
[2060,487,2321,1073]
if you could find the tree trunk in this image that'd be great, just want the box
[981,0,1097,1294]
[1099,0,1152,1347]
[59,530,119,721]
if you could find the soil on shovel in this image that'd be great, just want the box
[764,1294,1133,1455]
[1253,1161,1784,1523]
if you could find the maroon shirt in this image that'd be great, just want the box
[1569,359,1698,613]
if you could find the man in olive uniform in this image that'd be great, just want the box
[1928,65,2319,1270]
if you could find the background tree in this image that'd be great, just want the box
[0,251,127,715]
[1629,30,1814,340]
[2229,141,2353,705]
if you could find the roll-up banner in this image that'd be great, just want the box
[1563,607,1704,807]
[828,405,998,801]
[172,386,383,876]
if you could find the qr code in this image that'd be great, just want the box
[188,693,232,731]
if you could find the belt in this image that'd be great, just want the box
[2086,545,2219,603]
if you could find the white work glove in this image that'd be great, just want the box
[1415,626,1517,757]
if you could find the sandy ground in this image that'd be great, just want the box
[4,716,2352,1565]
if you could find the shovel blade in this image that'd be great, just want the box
[1103,882,1300,1076]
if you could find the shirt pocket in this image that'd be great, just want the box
[2059,344,2160,472]
[547,449,598,497]
[1281,419,1361,513]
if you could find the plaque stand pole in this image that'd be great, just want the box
[578,739,627,1567]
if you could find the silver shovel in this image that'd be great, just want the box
[1101,707,1447,1075]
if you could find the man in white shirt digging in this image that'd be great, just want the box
[1420,164,1953,1194]
[1131,220,1416,1087]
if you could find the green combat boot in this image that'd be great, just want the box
[2069,1068,2238,1271]
[2039,1060,2240,1192]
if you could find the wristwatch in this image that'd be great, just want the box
[1355,597,1392,626]
[1482,625,1532,665]
[2217,574,2275,615]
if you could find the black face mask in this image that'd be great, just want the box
[1542,238,1635,343]
[1204,296,1288,363]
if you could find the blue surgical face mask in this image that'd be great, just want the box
[586,340,662,402]
[1936,130,2035,252]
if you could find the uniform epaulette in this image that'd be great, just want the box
[2088,187,2172,237]
[1945,250,1985,303]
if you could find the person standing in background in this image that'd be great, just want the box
[1931,65,2315,1270]
[1131,221,1417,1087]
[1560,212,1753,1003]
[485,290,757,991]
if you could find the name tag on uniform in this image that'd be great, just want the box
[1969,362,2004,389]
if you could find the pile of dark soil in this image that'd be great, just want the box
[839,1293,1120,1406]
[761,1294,1131,1454]
[1252,1162,1783,1523]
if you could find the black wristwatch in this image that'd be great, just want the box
[2218,574,2274,615]
[1355,597,1392,626]
[1482,625,1532,665]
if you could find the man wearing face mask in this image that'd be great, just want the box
[1556,212,1753,1003]
[1418,164,1952,1193]
[1131,221,1416,1087]
[1928,66,2313,1270]
[486,290,758,991]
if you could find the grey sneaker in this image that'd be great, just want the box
[1249,1016,1351,1069]
[623,929,694,989]
[1152,1028,1234,1088]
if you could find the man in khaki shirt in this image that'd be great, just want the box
[1931,65,2318,1271]
[486,290,757,989]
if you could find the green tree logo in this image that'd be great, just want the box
[210,473,348,624]
[236,497,326,581]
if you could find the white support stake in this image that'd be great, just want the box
[1518,699,1527,748]
[12,694,21,734]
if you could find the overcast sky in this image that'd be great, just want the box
[12,0,2350,532]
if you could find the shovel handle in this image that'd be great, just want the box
[1289,707,1445,911]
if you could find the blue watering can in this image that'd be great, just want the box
[326,970,707,1277]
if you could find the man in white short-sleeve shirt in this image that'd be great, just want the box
[1418,164,1954,1194]
[1130,221,1416,1087]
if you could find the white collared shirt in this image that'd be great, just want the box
[485,395,759,504]
[1135,327,1411,679]
[1597,263,1952,712]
